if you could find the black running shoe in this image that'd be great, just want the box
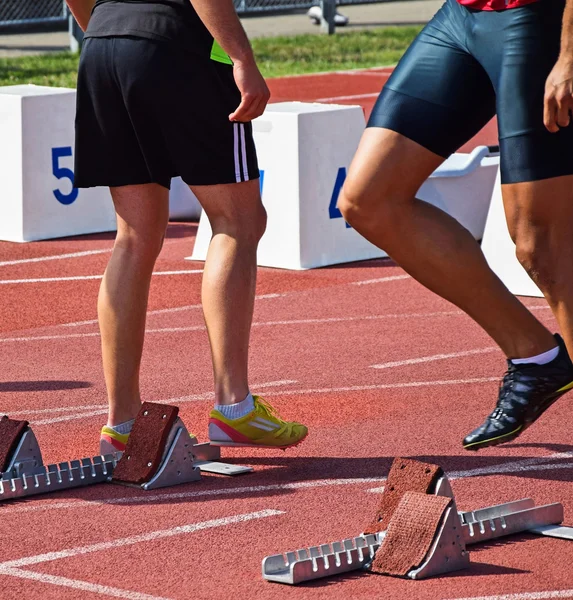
[463,334,573,451]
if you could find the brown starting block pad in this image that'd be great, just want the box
[364,457,443,535]
[370,492,468,578]
[0,416,29,472]
[112,402,180,485]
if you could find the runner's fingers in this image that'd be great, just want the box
[544,94,559,133]
[230,94,254,122]
[250,96,268,120]
[231,93,266,122]
[556,94,573,128]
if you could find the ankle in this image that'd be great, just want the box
[214,385,250,406]
[503,332,556,360]
[107,402,141,427]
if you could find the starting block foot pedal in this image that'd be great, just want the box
[370,491,469,579]
[364,457,445,534]
[111,402,201,490]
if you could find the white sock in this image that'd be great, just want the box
[109,419,135,435]
[511,345,560,366]
[215,393,255,420]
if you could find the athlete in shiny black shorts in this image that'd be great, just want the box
[338,0,573,450]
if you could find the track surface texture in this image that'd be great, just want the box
[0,69,571,600]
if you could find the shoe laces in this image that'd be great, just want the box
[492,361,558,421]
[254,396,297,438]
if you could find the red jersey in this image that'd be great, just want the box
[457,0,539,11]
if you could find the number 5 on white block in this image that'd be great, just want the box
[52,146,79,205]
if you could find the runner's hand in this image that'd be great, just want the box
[544,58,573,133]
[229,58,270,122]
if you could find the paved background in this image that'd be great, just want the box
[0,0,442,57]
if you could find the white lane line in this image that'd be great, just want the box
[2,451,572,517]
[0,270,202,285]
[352,274,411,285]
[29,377,496,426]
[26,376,497,426]
[61,293,286,328]
[368,461,573,493]
[315,92,380,102]
[4,379,297,424]
[0,478,384,515]
[266,377,499,399]
[0,248,113,268]
[367,451,573,492]
[0,568,172,600]
[447,590,573,600]
[0,310,468,343]
[0,509,284,569]
[371,347,498,369]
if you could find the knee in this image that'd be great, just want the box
[338,177,405,238]
[211,201,267,245]
[514,226,556,288]
[115,227,166,267]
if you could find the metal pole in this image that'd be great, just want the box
[320,0,336,34]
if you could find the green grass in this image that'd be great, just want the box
[0,26,422,88]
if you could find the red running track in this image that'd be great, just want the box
[0,70,571,600]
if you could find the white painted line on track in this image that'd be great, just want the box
[315,92,380,102]
[371,347,498,369]
[0,270,202,285]
[0,479,384,515]
[26,377,497,426]
[2,451,572,517]
[0,510,284,569]
[0,248,113,268]
[352,274,411,285]
[24,377,495,426]
[4,379,297,423]
[0,310,467,343]
[366,451,573,493]
[61,295,285,328]
[266,377,499,399]
[447,590,573,600]
[0,568,172,600]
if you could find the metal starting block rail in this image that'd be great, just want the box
[263,457,572,585]
[0,402,252,503]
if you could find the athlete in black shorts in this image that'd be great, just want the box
[65,0,308,450]
[337,0,573,450]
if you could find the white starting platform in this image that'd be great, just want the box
[0,84,203,243]
[191,102,383,270]
[190,102,499,270]
[481,169,543,297]
[0,85,116,243]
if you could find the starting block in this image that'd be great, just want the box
[262,457,569,584]
[0,402,252,502]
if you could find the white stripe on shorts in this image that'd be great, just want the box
[240,123,249,182]
[233,123,242,183]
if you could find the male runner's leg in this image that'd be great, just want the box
[75,37,307,451]
[338,0,559,448]
[463,0,573,449]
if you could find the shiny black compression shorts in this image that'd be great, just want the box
[368,0,573,184]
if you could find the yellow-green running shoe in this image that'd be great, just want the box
[208,395,308,449]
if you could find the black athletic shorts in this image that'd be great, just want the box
[368,0,573,184]
[74,36,259,189]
